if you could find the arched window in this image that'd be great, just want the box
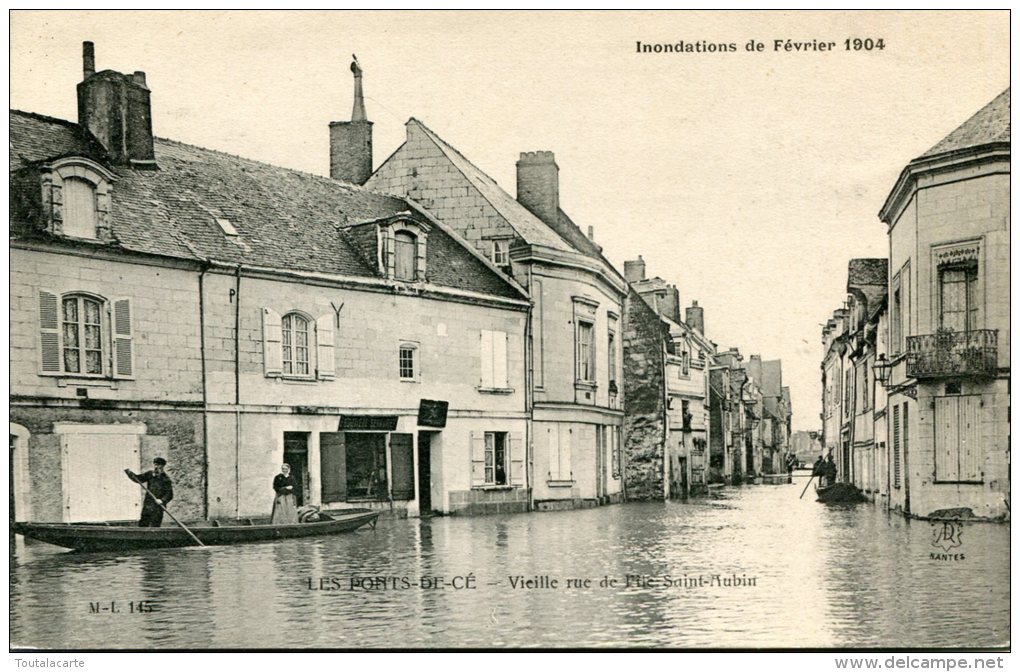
[62,294,104,374]
[62,177,99,239]
[281,313,310,376]
[393,231,418,281]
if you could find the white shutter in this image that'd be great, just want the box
[493,331,508,388]
[470,431,487,486]
[263,307,283,376]
[39,289,61,373]
[560,426,573,480]
[112,298,135,379]
[480,330,494,388]
[547,426,560,480]
[63,433,140,522]
[315,313,335,380]
[509,431,525,487]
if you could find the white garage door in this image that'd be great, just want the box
[62,433,141,522]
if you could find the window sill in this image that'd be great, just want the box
[54,376,119,388]
[574,381,597,390]
[400,378,420,384]
[274,376,318,385]
[471,485,515,491]
[546,479,575,488]
[477,386,515,395]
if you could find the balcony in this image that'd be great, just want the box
[905,329,998,380]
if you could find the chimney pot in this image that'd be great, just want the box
[587,225,594,240]
[82,41,95,79]
[77,45,155,165]
[516,151,559,226]
[686,301,705,334]
[624,257,647,284]
[329,58,373,184]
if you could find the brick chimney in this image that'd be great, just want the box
[624,256,646,283]
[330,57,373,185]
[686,300,705,334]
[516,151,559,225]
[76,42,156,166]
[658,285,681,324]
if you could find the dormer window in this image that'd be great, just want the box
[394,231,418,281]
[379,218,429,282]
[62,177,99,238]
[40,157,116,241]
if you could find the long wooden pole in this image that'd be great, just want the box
[799,473,816,499]
[131,477,206,547]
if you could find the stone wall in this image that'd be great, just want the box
[10,405,205,522]
[622,289,666,500]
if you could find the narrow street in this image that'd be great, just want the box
[11,480,1009,649]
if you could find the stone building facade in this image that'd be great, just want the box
[10,45,532,524]
[622,257,716,498]
[878,88,1010,521]
[368,119,628,510]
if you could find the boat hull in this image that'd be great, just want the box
[815,483,867,504]
[12,509,379,552]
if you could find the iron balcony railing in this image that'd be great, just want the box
[905,329,998,379]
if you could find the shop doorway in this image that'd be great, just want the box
[417,432,433,514]
[283,432,309,506]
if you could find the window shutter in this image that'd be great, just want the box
[39,290,61,373]
[470,431,486,486]
[112,298,135,379]
[547,427,560,480]
[494,331,508,388]
[263,308,283,376]
[315,314,335,380]
[509,431,525,487]
[561,427,573,480]
[480,330,494,388]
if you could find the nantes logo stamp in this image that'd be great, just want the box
[929,521,965,561]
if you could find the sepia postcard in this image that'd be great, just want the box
[8,9,1011,656]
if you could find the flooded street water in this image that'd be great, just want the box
[10,478,1009,649]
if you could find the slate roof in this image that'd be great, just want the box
[847,258,888,287]
[409,119,571,251]
[918,88,1010,159]
[407,119,625,279]
[9,111,109,170]
[847,258,888,323]
[10,110,524,301]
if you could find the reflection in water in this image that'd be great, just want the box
[10,482,1010,649]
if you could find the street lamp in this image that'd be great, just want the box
[873,353,892,387]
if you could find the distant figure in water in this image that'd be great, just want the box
[824,454,838,486]
[812,455,825,478]
[271,463,299,524]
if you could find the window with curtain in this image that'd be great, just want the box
[281,313,310,376]
[939,265,978,332]
[576,321,595,382]
[62,294,104,374]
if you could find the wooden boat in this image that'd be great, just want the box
[12,509,379,552]
[815,483,867,504]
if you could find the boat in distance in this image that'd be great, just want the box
[12,508,379,552]
[815,483,868,504]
